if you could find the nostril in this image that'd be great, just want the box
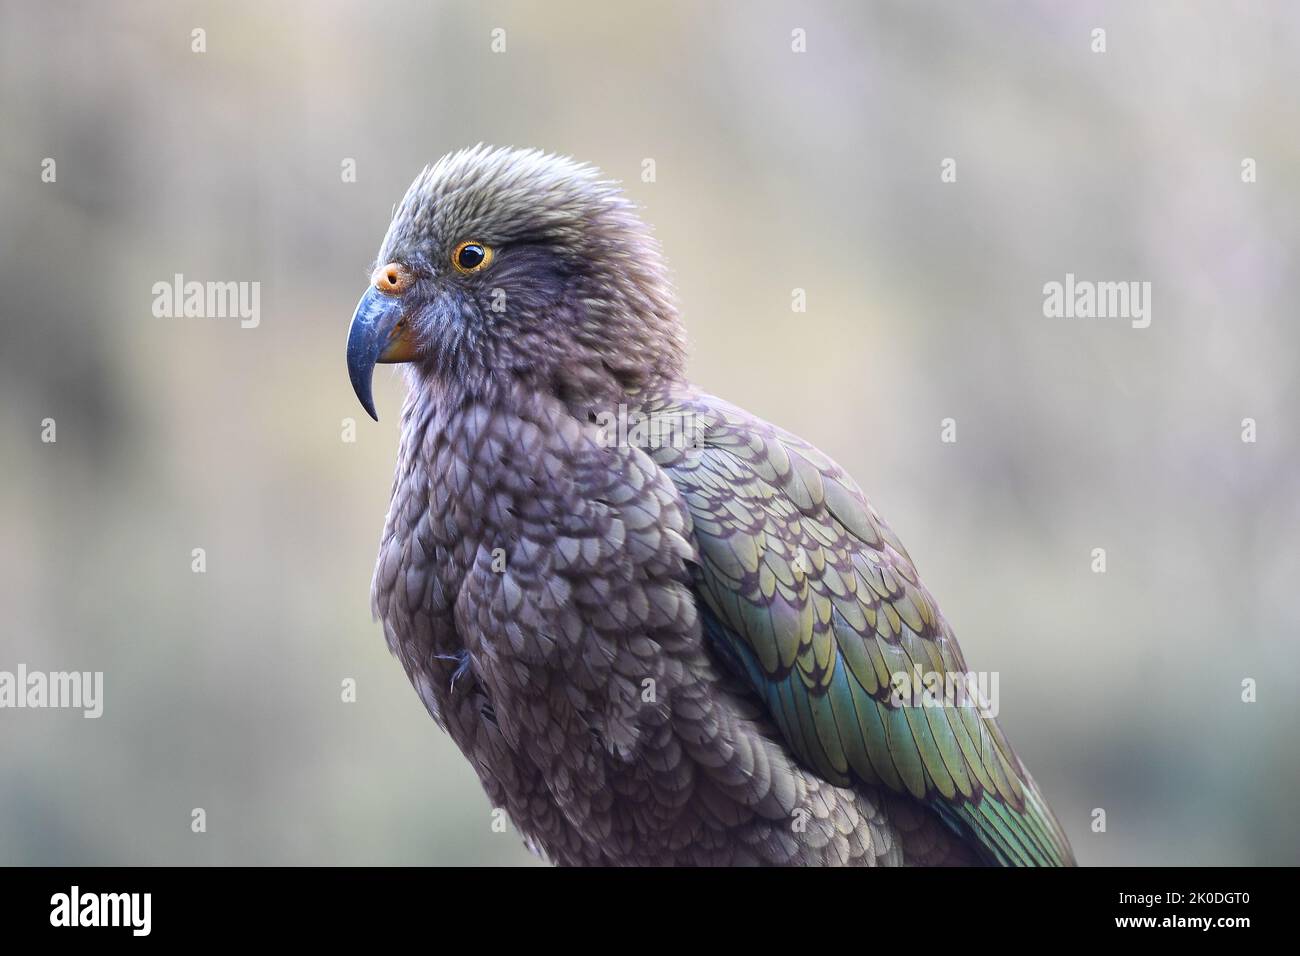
[372,261,408,293]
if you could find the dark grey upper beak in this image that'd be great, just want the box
[346,285,407,422]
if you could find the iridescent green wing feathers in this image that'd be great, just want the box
[648,392,1075,866]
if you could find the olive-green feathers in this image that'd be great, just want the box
[651,392,1074,866]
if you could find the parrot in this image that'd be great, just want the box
[345,145,1075,866]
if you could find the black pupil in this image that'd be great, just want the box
[458,244,485,269]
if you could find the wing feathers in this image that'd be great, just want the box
[652,392,1075,866]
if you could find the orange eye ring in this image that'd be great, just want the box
[451,240,493,274]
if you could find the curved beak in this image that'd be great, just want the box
[346,286,416,421]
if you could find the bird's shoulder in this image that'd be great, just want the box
[640,386,1075,866]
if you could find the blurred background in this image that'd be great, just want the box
[1,0,1297,866]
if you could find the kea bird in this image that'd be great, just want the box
[346,145,1075,866]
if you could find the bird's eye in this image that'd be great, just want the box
[452,241,493,274]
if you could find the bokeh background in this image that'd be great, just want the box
[2,0,1297,866]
